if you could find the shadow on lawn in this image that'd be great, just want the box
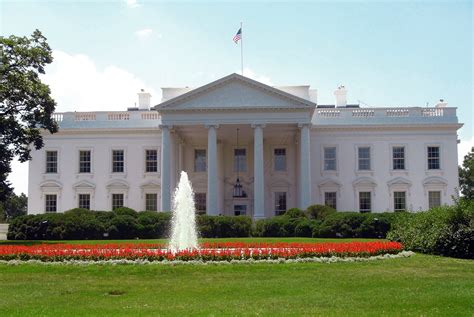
[0,240,67,246]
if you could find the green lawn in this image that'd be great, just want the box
[0,238,472,316]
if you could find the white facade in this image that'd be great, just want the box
[28,74,462,218]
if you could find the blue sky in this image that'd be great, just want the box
[1,0,473,194]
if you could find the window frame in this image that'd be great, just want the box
[233,204,247,216]
[323,146,337,171]
[145,193,158,211]
[45,150,58,174]
[194,193,206,213]
[427,145,441,170]
[273,147,287,172]
[324,191,337,210]
[45,194,58,213]
[358,191,372,213]
[428,191,441,209]
[391,145,406,171]
[78,193,91,210]
[78,149,92,174]
[233,147,247,173]
[145,148,159,173]
[357,146,372,171]
[111,193,124,210]
[274,191,287,216]
[111,149,125,174]
[194,149,207,173]
[393,191,407,212]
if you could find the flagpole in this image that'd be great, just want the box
[240,22,243,76]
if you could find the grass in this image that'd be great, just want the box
[0,238,472,316]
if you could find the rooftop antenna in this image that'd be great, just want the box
[357,99,371,107]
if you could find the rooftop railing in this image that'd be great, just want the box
[315,107,456,119]
[52,111,160,122]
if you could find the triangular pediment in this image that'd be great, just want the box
[155,73,316,111]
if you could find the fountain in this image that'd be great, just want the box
[168,171,199,252]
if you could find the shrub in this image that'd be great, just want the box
[136,211,172,239]
[387,200,473,259]
[254,216,314,237]
[284,208,306,219]
[197,215,252,238]
[306,204,336,220]
[113,207,137,217]
[314,212,398,238]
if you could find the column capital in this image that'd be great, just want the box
[251,123,266,129]
[205,124,220,129]
[297,123,312,129]
[159,124,173,130]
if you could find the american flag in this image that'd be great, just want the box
[233,28,242,44]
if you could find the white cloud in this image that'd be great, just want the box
[238,68,273,86]
[125,0,141,8]
[458,136,474,165]
[41,50,157,111]
[135,28,153,39]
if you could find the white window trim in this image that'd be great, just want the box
[144,192,160,211]
[110,192,127,210]
[110,147,127,175]
[232,145,249,174]
[273,191,288,215]
[76,147,94,175]
[354,144,373,174]
[43,147,61,176]
[428,190,443,209]
[392,190,408,212]
[77,192,93,210]
[357,191,373,213]
[272,146,288,173]
[389,144,409,174]
[425,143,443,173]
[43,192,60,213]
[193,147,207,173]
[323,191,338,211]
[321,144,339,175]
[143,146,161,175]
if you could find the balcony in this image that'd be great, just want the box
[312,107,459,126]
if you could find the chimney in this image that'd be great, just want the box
[334,85,347,107]
[435,99,448,108]
[138,89,151,110]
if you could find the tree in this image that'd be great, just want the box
[0,30,58,201]
[0,192,27,221]
[459,147,474,200]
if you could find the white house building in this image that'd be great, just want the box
[27,73,462,218]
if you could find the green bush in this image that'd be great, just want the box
[306,204,336,220]
[314,212,398,238]
[284,208,306,219]
[387,201,474,259]
[197,215,252,238]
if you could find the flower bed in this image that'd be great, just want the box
[0,241,403,263]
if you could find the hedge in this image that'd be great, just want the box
[7,208,252,240]
[387,200,474,259]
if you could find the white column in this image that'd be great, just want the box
[299,123,312,209]
[206,124,218,215]
[252,124,265,219]
[160,125,171,211]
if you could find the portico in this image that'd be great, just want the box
[156,73,316,219]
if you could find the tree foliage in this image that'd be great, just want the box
[459,147,474,200]
[0,30,58,201]
[0,192,27,222]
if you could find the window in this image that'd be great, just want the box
[234,205,247,216]
[275,192,287,215]
[324,192,337,210]
[194,149,206,172]
[145,193,158,211]
[394,191,406,212]
[45,151,58,173]
[145,149,158,173]
[427,146,440,170]
[392,146,405,170]
[358,147,371,171]
[78,194,90,210]
[112,150,124,173]
[45,194,57,213]
[234,148,247,172]
[195,193,206,213]
[111,193,124,210]
[324,147,337,171]
[359,192,371,213]
[428,191,441,209]
[79,150,91,173]
[274,148,287,171]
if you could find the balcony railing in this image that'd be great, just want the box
[52,111,160,123]
[315,107,457,122]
